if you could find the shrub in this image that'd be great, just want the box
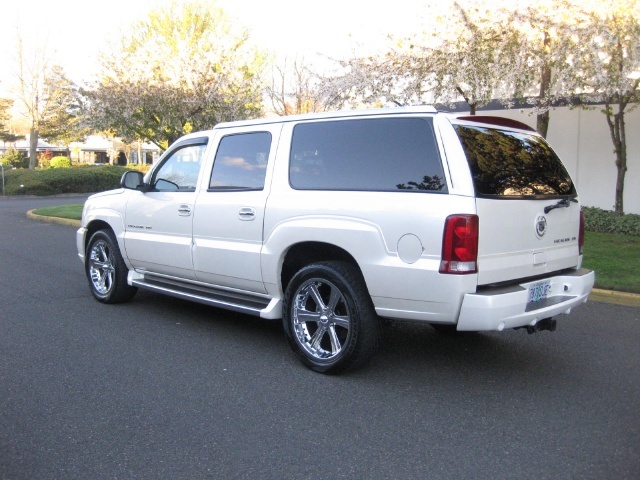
[126,163,152,174]
[583,207,640,236]
[38,150,54,168]
[3,165,131,195]
[0,149,29,169]
[50,156,72,168]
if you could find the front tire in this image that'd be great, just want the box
[282,261,381,374]
[85,229,137,304]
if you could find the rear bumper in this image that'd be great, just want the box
[457,268,595,331]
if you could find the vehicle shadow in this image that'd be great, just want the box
[365,318,571,385]
[128,290,569,384]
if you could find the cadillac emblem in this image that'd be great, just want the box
[535,215,547,238]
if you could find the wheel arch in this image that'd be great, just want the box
[280,241,363,295]
[84,220,114,251]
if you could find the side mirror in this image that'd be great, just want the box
[120,171,145,190]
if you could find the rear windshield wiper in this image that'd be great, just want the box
[544,197,578,214]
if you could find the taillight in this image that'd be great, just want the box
[440,214,479,274]
[579,210,585,255]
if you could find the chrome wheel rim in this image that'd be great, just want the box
[292,278,351,361]
[88,239,115,296]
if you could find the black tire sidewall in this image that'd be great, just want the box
[85,230,136,304]
[283,261,379,374]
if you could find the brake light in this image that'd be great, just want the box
[579,210,585,255]
[440,215,479,274]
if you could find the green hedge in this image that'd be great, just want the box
[3,167,640,236]
[2,165,131,196]
[583,207,640,236]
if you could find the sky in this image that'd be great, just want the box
[0,0,430,96]
[1,0,614,100]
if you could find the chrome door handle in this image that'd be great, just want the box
[238,207,256,221]
[178,204,192,216]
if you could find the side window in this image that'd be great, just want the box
[153,143,207,191]
[289,117,446,193]
[209,132,272,190]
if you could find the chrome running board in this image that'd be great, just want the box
[131,274,271,316]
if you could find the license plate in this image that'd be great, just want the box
[528,280,551,303]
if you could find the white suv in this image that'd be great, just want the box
[77,107,594,373]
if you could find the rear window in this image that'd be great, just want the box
[289,117,447,193]
[454,125,576,198]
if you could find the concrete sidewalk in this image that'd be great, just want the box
[27,210,640,308]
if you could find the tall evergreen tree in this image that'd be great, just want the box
[39,66,87,147]
[0,97,23,143]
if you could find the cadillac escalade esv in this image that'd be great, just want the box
[77,106,594,373]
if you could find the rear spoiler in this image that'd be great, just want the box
[454,115,536,132]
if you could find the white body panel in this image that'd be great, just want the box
[76,189,128,265]
[77,107,593,332]
[475,198,582,285]
[123,190,197,279]
[262,189,478,321]
[192,125,282,292]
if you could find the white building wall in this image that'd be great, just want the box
[476,106,640,214]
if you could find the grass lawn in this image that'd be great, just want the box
[581,232,640,294]
[32,204,83,220]
[31,205,640,294]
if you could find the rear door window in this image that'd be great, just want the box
[289,117,447,193]
[454,125,576,198]
[209,132,271,191]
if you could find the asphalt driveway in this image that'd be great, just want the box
[1,195,639,479]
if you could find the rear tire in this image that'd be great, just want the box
[85,230,137,304]
[282,261,381,374]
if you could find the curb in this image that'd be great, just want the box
[589,288,640,308]
[26,210,82,228]
[25,211,640,308]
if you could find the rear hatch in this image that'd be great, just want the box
[452,117,582,286]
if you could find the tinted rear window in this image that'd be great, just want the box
[454,125,576,198]
[289,117,446,193]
